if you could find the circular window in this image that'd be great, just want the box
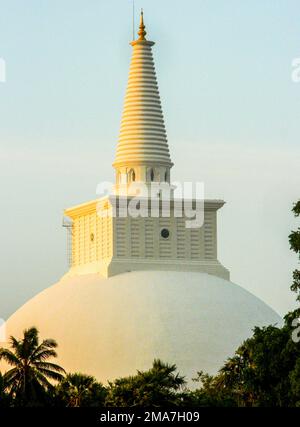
[160,228,170,239]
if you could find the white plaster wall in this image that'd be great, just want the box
[2,271,282,386]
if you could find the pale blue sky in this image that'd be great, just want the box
[0,0,300,318]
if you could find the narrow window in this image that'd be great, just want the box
[128,169,135,182]
[150,169,154,182]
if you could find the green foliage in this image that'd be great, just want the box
[185,322,300,407]
[181,371,237,407]
[54,373,107,407]
[289,200,300,302]
[105,359,186,407]
[0,327,65,406]
[290,358,300,407]
[0,372,12,408]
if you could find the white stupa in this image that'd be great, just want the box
[2,13,281,383]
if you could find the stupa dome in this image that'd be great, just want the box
[2,271,281,384]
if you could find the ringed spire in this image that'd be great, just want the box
[113,11,173,185]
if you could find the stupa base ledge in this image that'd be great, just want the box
[64,258,230,281]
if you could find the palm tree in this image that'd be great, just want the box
[0,327,65,405]
[56,373,107,407]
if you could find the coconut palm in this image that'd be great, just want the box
[0,327,65,405]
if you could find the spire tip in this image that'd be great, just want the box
[138,8,146,40]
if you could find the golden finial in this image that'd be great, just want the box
[138,9,147,40]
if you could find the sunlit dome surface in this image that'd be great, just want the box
[3,271,281,384]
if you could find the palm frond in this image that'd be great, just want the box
[3,368,21,391]
[34,361,65,374]
[30,349,58,362]
[3,368,19,382]
[9,336,21,350]
[0,348,20,366]
[36,367,65,382]
[33,370,53,390]
[40,339,58,349]
[30,339,58,360]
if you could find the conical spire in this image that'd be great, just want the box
[113,11,173,182]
